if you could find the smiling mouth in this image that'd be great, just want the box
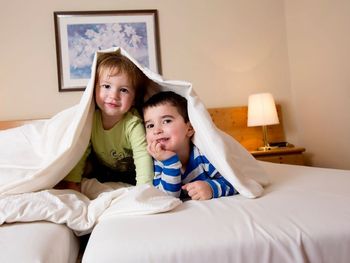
[156,138,169,143]
[105,102,120,108]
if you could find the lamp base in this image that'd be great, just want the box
[257,145,279,151]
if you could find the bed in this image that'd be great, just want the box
[1,48,349,263]
[2,113,350,263]
[0,120,80,263]
[81,104,350,263]
[0,221,79,263]
[82,161,350,263]
[2,117,349,263]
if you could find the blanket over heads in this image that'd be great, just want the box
[0,47,269,232]
[0,47,268,198]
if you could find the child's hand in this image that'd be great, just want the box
[147,140,176,161]
[182,181,213,200]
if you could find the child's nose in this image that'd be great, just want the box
[109,89,120,100]
[153,126,163,135]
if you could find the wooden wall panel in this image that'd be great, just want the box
[208,105,285,151]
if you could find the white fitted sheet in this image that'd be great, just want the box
[83,162,350,263]
[0,221,79,263]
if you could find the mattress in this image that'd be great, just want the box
[0,221,79,263]
[83,162,350,263]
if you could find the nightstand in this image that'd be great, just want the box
[250,147,306,165]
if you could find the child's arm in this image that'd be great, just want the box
[205,174,237,198]
[153,155,182,198]
[146,139,183,197]
[182,172,236,199]
[183,149,237,199]
[129,121,154,185]
[204,159,237,197]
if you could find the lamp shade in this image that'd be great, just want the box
[247,93,279,127]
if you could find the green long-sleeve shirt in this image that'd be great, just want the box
[65,109,154,185]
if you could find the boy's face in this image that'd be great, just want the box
[95,69,135,121]
[144,103,194,154]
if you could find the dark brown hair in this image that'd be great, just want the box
[142,91,189,122]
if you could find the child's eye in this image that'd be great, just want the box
[163,119,172,124]
[120,88,129,93]
[145,123,154,129]
[101,84,111,89]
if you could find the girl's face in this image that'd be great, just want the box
[144,103,194,155]
[95,69,135,123]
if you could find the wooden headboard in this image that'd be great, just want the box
[208,105,285,151]
[1,105,285,152]
[0,120,35,130]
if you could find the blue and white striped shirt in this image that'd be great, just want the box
[153,145,237,198]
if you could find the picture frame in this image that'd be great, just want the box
[54,10,162,92]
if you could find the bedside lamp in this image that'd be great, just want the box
[247,93,279,151]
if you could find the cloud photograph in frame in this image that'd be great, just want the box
[54,10,162,91]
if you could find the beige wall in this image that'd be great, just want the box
[0,0,349,169]
[285,0,350,169]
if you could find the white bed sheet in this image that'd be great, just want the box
[83,162,350,263]
[0,221,79,263]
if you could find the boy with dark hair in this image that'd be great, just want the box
[143,91,237,200]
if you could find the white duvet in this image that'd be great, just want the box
[0,179,181,235]
[0,47,268,232]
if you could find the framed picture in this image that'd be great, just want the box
[54,10,162,92]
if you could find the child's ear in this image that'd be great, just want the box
[186,123,195,137]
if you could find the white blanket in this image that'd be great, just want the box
[0,179,181,235]
[0,47,268,231]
